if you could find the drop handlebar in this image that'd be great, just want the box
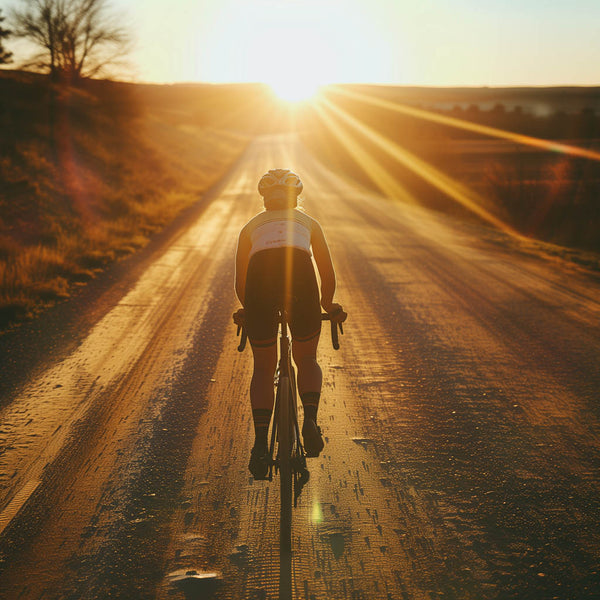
[236,312,344,352]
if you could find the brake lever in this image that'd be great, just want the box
[330,320,339,350]
[237,325,247,352]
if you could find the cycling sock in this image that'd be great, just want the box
[301,392,320,423]
[252,408,272,448]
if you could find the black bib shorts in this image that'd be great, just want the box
[244,247,321,348]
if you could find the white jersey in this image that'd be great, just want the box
[241,209,314,258]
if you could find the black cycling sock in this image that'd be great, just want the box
[252,408,272,448]
[301,392,320,423]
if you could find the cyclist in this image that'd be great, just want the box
[234,169,346,479]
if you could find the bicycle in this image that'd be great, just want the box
[236,310,344,600]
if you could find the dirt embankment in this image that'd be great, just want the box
[0,72,267,330]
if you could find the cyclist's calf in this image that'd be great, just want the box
[250,345,277,410]
[292,338,322,397]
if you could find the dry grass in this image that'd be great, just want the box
[0,72,253,330]
[301,86,600,256]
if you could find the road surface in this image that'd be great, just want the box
[1,135,599,599]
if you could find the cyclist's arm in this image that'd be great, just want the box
[235,229,251,305]
[311,221,336,312]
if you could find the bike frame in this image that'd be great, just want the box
[273,311,297,600]
[269,311,304,483]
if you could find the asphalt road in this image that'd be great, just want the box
[1,135,599,600]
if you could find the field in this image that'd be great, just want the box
[1,73,600,332]
[302,84,600,255]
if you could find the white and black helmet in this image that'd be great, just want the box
[258,169,303,197]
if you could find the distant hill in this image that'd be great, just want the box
[338,84,600,116]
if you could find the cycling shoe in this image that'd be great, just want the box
[302,419,324,457]
[248,444,270,480]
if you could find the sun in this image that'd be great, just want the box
[268,79,321,104]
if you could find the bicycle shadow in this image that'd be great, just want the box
[326,530,347,559]
[319,523,353,560]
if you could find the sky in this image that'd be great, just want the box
[85,0,600,89]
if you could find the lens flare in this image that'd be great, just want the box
[331,87,600,162]
[317,96,518,235]
[312,501,324,523]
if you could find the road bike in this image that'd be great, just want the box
[236,311,343,600]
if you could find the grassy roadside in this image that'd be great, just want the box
[0,72,256,331]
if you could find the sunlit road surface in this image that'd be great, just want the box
[1,135,600,600]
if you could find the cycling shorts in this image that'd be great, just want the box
[244,247,321,347]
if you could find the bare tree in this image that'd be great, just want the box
[10,0,130,80]
[0,8,13,64]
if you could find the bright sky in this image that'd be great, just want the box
[118,0,600,93]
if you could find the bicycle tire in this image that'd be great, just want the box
[278,375,293,600]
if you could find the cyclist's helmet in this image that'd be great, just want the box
[258,169,303,197]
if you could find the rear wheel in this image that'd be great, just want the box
[278,376,293,600]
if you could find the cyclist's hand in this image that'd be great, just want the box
[233,308,245,326]
[327,303,347,324]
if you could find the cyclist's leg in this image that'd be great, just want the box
[250,344,276,436]
[247,341,276,478]
[250,342,277,410]
[292,335,325,457]
[245,250,279,445]
[287,249,324,456]
[244,250,282,477]
[288,249,322,404]
[292,334,322,401]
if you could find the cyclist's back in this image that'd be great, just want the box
[241,207,314,255]
[240,207,321,347]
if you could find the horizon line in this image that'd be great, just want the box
[2,68,600,90]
